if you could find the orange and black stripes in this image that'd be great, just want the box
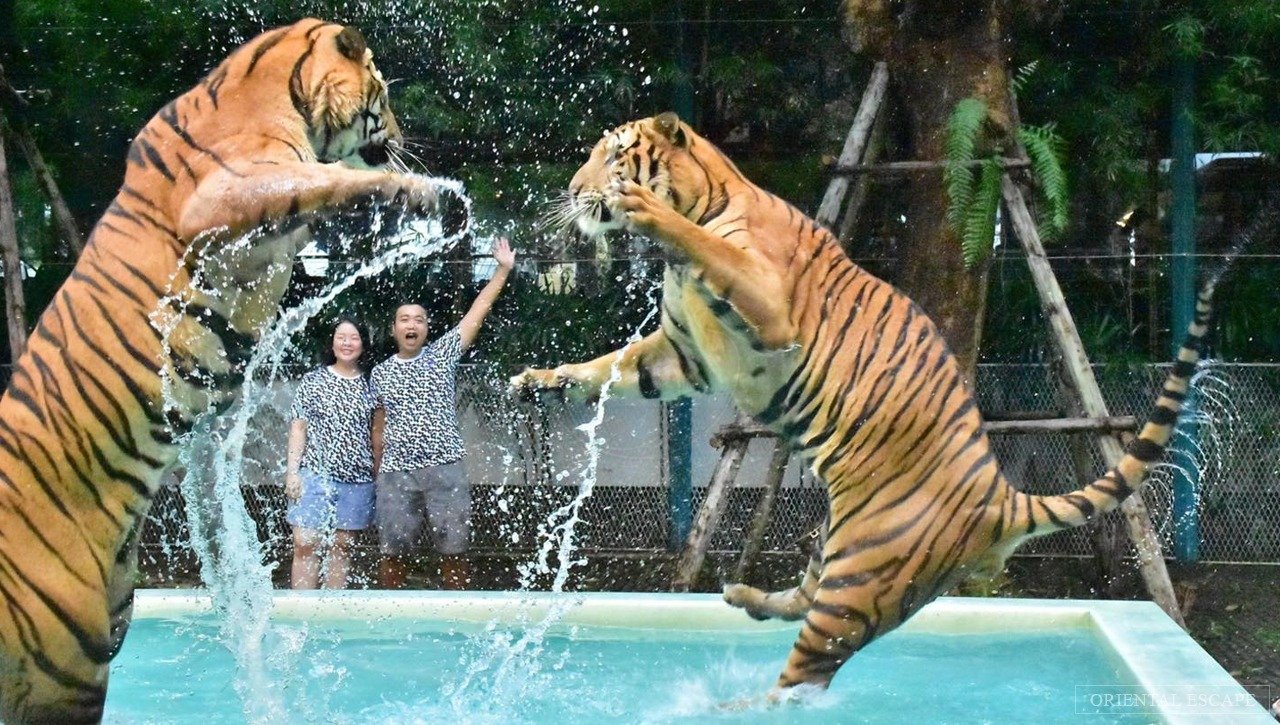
[549,113,1244,697]
[0,19,411,722]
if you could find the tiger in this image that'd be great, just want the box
[0,19,438,723]
[511,112,1216,697]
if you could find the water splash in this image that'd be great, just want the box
[158,177,471,722]
[443,278,661,718]
[1143,360,1241,546]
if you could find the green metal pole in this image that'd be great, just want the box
[666,400,693,550]
[1169,53,1199,562]
[666,1,696,550]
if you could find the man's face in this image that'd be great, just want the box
[393,304,429,355]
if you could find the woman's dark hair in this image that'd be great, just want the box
[319,316,373,374]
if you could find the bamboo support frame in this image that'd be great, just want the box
[815,62,887,229]
[1002,174,1185,627]
[731,440,791,585]
[670,413,751,592]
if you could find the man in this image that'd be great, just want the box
[371,237,515,589]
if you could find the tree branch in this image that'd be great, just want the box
[0,64,84,256]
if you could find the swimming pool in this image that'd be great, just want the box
[105,591,1271,723]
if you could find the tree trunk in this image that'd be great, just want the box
[0,130,27,363]
[841,0,1015,378]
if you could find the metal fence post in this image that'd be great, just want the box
[666,399,693,550]
[1169,52,1200,562]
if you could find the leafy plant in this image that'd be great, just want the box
[944,97,1070,268]
[944,97,989,233]
[1017,123,1069,239]
[961,158,1002,268]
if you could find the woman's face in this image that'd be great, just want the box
[332,322,364,365]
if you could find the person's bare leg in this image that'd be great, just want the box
[440,555,470,591]
[291,528,322,589]
[322,530,356,589]
[379,555,409,589]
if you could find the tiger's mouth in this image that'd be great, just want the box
[575,201,619,237]
[358,141,391,167]
[541,187,622,239]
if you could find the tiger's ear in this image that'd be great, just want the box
[335,26,368,61]
[654,112,689,148]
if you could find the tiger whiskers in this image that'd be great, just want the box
[396,142,434,171]
[539,189,613,237]
[386,145,426,176]
[386,148,412,175]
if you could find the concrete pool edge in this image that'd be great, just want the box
[130,590,1272,722]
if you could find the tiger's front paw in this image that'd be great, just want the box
[509,366,598,403]
[378,173,439,216]
[606,180,679,236]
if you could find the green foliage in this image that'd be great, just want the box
[1010,60,1040,95]
[961,158,1002,268]
[1017,123,1069,239]
[944,97,989,233]
[1164,15,1206,57]
[946,99,1068,267]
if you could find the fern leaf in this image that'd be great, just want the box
[1018,124,1070,240]
[1011,60,1040,95]
[944,98,989,232]
[961,158,1002,269]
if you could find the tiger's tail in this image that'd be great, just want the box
[1019,282,1214,536]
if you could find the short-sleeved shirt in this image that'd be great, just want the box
[290,366,376,483]
[370,327,466,472]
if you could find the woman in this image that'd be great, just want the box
[285,317,377,589]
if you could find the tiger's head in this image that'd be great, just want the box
[560,112,718,238]
[219,19,403,170]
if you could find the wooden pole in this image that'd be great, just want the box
[712,415,1137,444]
[732,441,791,584]
[0,129,27,362]
[830,158,1030,177]
[815,62,887,229]
[0,65,83,256]
[671,413,750,592]
[6,125,81,255]
[837,107,887,247]
[1002,174,1184,627]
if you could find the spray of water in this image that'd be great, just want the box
[442,273,662,719]
[156,178,471,721]
[1142,360,1241,546]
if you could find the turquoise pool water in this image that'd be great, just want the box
[105,614,1152,723]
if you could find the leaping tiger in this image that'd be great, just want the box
[0,20,438,723]
[512,112,1215,696]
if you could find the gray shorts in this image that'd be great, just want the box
[376,463,471,556]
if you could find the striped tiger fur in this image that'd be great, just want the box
[512,112,1217,695]
[0,19,435,723]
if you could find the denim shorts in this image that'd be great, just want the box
[376,463,470,556]
[287,469,376,532]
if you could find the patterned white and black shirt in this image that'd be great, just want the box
[371,326,466,472]
[290,367,376,483]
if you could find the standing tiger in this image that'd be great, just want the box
[512,112,1214,696]
[0,20,436,723]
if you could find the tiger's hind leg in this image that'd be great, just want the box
[772,571,898,691]
[724,524,824,621]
